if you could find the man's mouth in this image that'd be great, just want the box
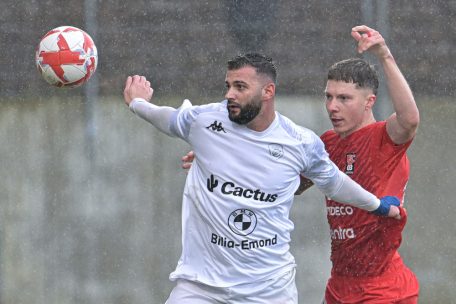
[228,101,240,111]
[331,117,343,125]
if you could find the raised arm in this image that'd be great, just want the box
[351,25,420,144]
[123,75,190,136]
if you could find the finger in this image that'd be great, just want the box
[145,80,151,88]
[123,76,133,103]
[131,75,141,84]
[125,75,132,87]
[351,30,362,42]
[352,25,378,40]
[352,33,380,54]
[182,151,194,162]
[124,76,132,92]
[389,205,402,220]
[352,25,374,34]
[182,163,192,170]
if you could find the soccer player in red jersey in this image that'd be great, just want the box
[181,25,419,303]
[297,25,420,303]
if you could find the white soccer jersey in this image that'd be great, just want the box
[165,100,340,287]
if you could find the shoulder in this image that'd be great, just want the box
[181,100,227,116]
[171,100,227,138]
[276,113,321,145]
[175,100,227,124]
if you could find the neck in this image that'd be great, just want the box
[247,101,276,132]
[339,115,377,138]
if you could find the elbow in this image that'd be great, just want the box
[398,110,420,132]
[407,111,420,131]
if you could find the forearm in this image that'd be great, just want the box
[129,98,176,136]
[380,54,419,129]
[322,171,380,211]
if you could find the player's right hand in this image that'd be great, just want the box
[123,75,153,106]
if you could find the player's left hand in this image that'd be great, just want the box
[351,25,391,59]
[372,196,402,220]
[182,150,195,171]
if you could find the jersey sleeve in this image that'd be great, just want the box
[169,99,198,140]
[301,133,340,187]
[170,101,224,141]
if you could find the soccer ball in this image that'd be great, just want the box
[35,26,98,88]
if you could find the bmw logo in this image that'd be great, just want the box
[228,209,257,236]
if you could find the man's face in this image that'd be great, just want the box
[224,66,264,125]
[324,80,375,137]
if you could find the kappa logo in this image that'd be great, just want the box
[206,120,226,133]
[206,174,278,202]
[345,152,356,175]
[268,143,284,159]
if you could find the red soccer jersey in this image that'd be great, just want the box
[321,121,411,277]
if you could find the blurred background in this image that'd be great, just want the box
[1,0,456,303]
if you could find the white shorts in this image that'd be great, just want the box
[165,269,297,304]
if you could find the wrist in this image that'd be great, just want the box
[372,196,400,216]
[129,97,146,107]
[378,51,395,64]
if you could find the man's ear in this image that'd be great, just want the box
[366,94,376,110]
[262,82,275,100]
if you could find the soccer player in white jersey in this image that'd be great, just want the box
[123,53,401,304]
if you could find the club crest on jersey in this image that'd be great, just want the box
[268,143,284,159]
[345,152,356,175]
[228,209,257,236]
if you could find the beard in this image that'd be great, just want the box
[227,98,262,125]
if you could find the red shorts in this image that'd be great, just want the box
[325,258,419,304]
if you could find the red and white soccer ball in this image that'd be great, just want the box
[36,26,98,88]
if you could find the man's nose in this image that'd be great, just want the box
[326,99,338,112]
[225,87,235,100]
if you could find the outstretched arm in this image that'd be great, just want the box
[352,25,420,144]
[316,170,401,219]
